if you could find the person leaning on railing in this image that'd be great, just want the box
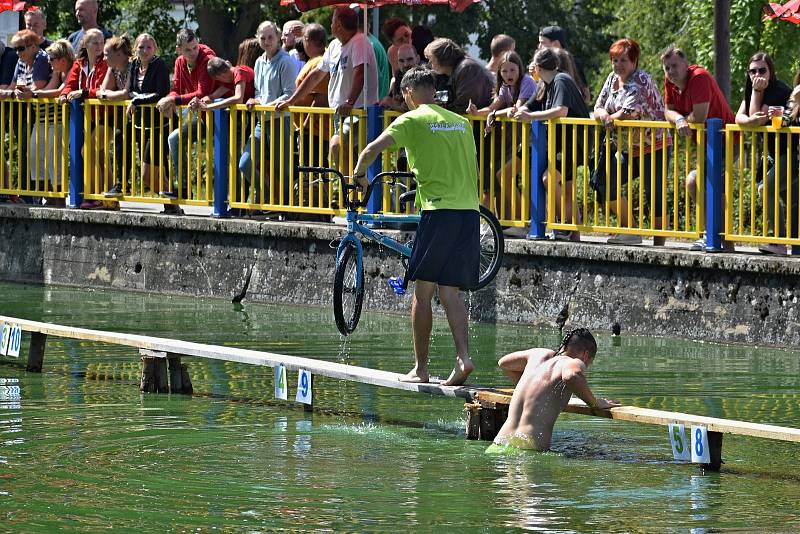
[466,50,536,224]
[661,44,737,252]
[0,29,51,199]
[735,52,793,255]
[591,38,671,246]
[21,39,74,206]
[94,34,133,202]
[156,29,218,201]
[512,47,590,242]
[58,28,109,210]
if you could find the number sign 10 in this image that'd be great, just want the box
[7,325,22,358]
[295,369,312,405]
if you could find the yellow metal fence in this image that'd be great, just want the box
[82,100,214,206]
[725,124,800,245]
[0,98,69,200]
[546,118,704,240]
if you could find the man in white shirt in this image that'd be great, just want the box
[278,6,378,170]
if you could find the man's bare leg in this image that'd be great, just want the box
[438,285,474,386]
[400,280,436,383]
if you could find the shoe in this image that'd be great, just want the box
[80,200,105,210]
[607,234,643,245]
[653,236,666,246]
[161,205,184,215]
[551,229,575,241]
[759,243,787,255]
[103,184,123,198]
[690,237,705,251]
[503,227,529,238]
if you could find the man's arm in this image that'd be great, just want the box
[561,360,620,410]
[497,349,533,385]
[352,131,396,188]
[275,67,327,110]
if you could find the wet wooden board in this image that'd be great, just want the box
[0,315,493,400]
[474,390,800,443]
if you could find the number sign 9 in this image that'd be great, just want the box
[295,369,312,405]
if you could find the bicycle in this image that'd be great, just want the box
[298,166,504,336]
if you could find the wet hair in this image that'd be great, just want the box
[660,44,686,63]
[175,28,196,47]
[206,56,232,77]
[424,38,465,69]
[383,17,410,42]
[399,66,436,93]
[334,7,359,32]
[494,50,525,101]
[46,39,75,63]
[748,51,777,82]
[134,33,158,56]
[105,34,132,58]
[412,25,434,61]
[237,38,260,68]
[556,328,597,358]
[609,38,640,69]
[533,47,559,72]
[490,34,515,58]
[10,29,42,49]
[76,28,104,61]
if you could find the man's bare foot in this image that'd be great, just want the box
[399,367,429,383]
[442,356,474,386]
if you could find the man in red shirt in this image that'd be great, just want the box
[662,45,735,251]
[157,29,218,199]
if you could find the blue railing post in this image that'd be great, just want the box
[705,118,723,251]
[68,100,84,208]
[213,108,230,218]
[529,120,548,239]
[366,105,383,215]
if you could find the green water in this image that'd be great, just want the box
[1,282,799,532]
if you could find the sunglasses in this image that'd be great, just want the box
[14,44,28,52]
[748,67,768,75]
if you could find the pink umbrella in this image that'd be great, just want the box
[280,0,479,13]
[763,0,800,23]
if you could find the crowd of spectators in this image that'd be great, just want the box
[0,4,799,252]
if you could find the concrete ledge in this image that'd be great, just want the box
[1,204,799,347]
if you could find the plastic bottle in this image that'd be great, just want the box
[388,276,406,295]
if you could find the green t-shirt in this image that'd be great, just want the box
[384,104,479,211]
[367,34,390,100]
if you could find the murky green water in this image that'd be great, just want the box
[1,281,799,532]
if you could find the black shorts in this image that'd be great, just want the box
[407,209,480,289]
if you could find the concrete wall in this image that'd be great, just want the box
[1,204,799,347]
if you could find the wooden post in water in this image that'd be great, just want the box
[704,431,724,472]
[140,350,193,394]
[26,332,47,372]
[464,399,508,441]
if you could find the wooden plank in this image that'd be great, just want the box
[473,391,800,443]
[1,315,491,401]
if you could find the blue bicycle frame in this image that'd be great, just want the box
[336,211,418,269]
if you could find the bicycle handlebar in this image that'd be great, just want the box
[297,166,416,210]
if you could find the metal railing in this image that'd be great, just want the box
[724,124,800,245]
[545,118,704,240]
[0,98,70,200]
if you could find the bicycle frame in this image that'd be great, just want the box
[336,210,417,265]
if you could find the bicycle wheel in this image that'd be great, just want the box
[475,205,504,290]
[333,242,365,335]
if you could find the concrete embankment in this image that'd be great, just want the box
[1,204,799,346]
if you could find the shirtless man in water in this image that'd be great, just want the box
[493,328,621,450]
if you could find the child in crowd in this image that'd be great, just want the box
[467,51,536,221]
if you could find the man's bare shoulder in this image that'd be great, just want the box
[524,348,556,368]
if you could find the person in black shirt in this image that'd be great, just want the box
[735,51,793,254]
[513,47,590,241]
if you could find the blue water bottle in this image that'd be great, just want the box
[388,276,406,295]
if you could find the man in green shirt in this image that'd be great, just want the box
[352,66,480,386]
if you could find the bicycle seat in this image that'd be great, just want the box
[399,190,416,205]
